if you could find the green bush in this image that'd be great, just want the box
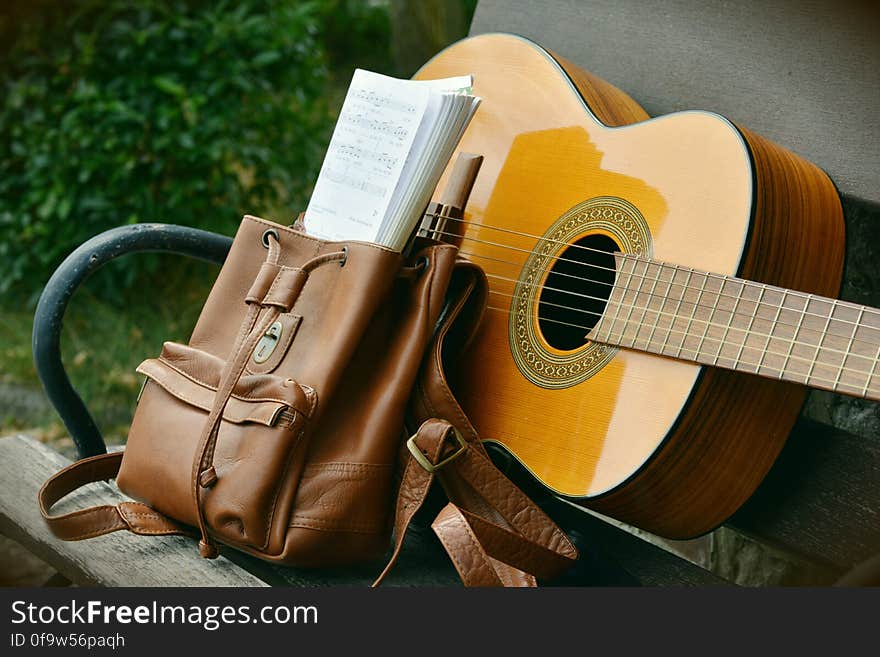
[0,0,333,302]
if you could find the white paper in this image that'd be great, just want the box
[303,69,479,250]
[303,70,430,242]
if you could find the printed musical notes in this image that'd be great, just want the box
[303,69,480,250]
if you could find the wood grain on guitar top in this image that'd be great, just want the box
[416,33,845,538]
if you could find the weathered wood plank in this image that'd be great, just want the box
[227,525,464,587]
[241,499,731,587]
[0,435,727,586]
[0,435,267,587]
[548,506,731,586]
[486,446,731,585]
[731,418,880,570]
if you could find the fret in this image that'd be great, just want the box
[676,271,709,358]
[712,279,744,366]
[615,258,651,346]
[643,266,674,349]
[864,341,880,397]
[823,301,864,392]
[732,282,766,370]
[603,256,642,345]
[833,305,864,392]
[804,297,835,386]
[585,256,880,402]
[778,294,809,379]
[754,289,788,376]
[658,267,692,356]
[823,301,877,396]
[595,255,631,343]
[693,276,724,361]
[634,261,669,350]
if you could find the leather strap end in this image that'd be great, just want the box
[116,501,192,538]
[38,451,189,543]
[198,466,218,488]
[199,539,220,559]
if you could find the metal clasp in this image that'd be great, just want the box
[406,427,468,473]
[253,321,283,363]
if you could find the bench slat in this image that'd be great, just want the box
[1,434,726,586]
[732,418,880,570]
[0,435,267,587]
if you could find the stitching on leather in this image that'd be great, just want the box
[301,462,392,474]
[71,521,125,540]
[433,279,480,440]
[140,371,280,425]
[264,266,300,307]
[259,425,306,552]
[434,512,497,585]
[121,510,170,522]
[129,526,186,536]
[462,447,572,552]
[245,215,398,255]
[146,357,299,408]
[50,504,117,522]
[301,385,318,417]
[288,517,383,534]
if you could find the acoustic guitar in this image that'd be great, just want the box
[415,33,876,539]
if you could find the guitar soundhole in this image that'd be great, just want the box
[538,233,618,351]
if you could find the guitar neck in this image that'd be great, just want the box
[589,254,880,401]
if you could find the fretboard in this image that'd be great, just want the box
[588,254,880,401]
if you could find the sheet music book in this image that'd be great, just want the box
[302,69,480,251]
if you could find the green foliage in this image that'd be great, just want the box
[0,0,333,302]
[321,0,393,77]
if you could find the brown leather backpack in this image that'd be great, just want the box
[39,215,577,586]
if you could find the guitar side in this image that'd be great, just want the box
[418,33,844,538]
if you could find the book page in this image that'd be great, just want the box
[381,75,473,236]
[303,69,430,242]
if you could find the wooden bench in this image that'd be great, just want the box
[3,0,877,586]
[1,434,731,585]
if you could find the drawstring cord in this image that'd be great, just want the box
[191,232,346,558]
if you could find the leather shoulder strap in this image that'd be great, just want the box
[377,260,579,587]
[38,451,191,541]
[375,419,578,587]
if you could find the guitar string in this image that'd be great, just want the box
[484,299,874,395]
[433,223,877,334]
[485,303,875,397]
[422,226,880,354]
[424,212,880,329]
[482,282,879,383]
[456,242,880,360]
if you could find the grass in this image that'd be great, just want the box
[1,254,218,448]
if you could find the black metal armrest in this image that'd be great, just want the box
[32,223,233,458]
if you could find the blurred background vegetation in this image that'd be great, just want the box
[0,0,476,451]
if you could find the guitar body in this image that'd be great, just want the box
[416,33,845,538]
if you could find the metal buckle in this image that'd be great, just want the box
[406,427,467,473]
